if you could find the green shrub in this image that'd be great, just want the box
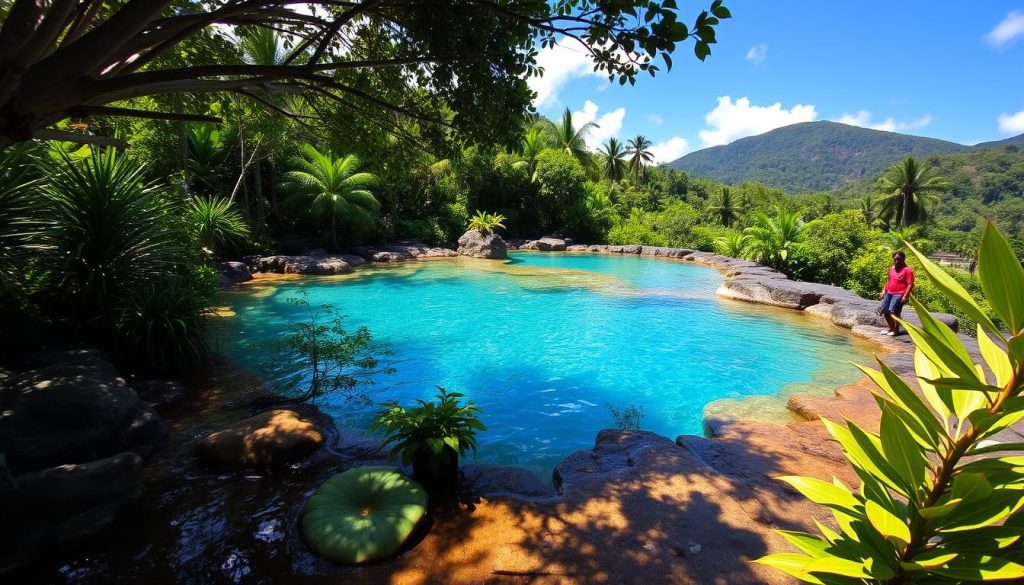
[607,210,667,246]
[758,222,1024,583]
[114,277,212,374]
[185,196,251,258]
[795,211,869,286]
[42,148,180,317]
[846,247,891,298]
[373,387,485,491]
[466,210,506,235]
[534,148,588,234]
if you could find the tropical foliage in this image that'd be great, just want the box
[373,387,486,479]
[258,292,390,404]
[758,222,1024,584]
[467,211,507,235]
[185,196,251,257]
[743,207,805,271]
[876,157,950,229]
[284,145,379,251]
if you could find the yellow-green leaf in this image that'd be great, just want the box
[978,325,1013,388]
[901,551,958,571]
[932,554,1024,581]
[905,239,1002,338]
[778,476,861,515]
[865,500,911,546]
[804,555,876,579]
[754,553,827,584]
[978,221,1024,335]
[918,498,963,518]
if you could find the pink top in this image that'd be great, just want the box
[885,266,915,296]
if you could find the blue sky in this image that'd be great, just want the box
[527,1,1024,162]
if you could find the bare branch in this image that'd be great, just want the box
[33,129,127,148]
[68,105,222,124]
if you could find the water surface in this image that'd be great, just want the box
[218,253,874,472]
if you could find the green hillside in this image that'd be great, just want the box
[835,145,1024,239]
[666,121,970,192]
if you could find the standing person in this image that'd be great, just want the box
[880,251,914,336]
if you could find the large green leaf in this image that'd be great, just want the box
[977,325,1013,389]
[777,530,832,558]
[900,551,959,571]
[858,359,945,448]
[978,222,1024,336]
[823,419,908,496]
[755,553,828,584]
[901,319,979,387]
[879,405,928,497]
[915,349,953,423]
[904,240,1002,339]
[778,476,861,515]
[865,500,911,547]
[931,554,1024,581]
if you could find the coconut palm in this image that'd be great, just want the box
[860,194,880,228]
[626,134,655,181]
[514,126,547,182]
[239,26,284,66]
[708,187,738,227]
[743,206,805,271]
[876,157,949,228]
[285,145,379,251]
[598,137,628,182]
[547,108,598,167]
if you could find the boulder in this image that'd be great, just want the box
[717,277,845,310]
[195,409,325,468]
[520,237,566,251]
[457,229,508,259]
[130,379,184,413]
[215,261,253,287]
[607,244,641,254]
[0,452,144,570]
[254,255,353,275]
[0,359,166,475]
[371,250,410,262]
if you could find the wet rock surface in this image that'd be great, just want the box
[215,261,253,287]
[520,237,567,251]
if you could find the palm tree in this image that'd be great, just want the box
[860,194,880,228]
[239,27,284,66]
[743,206,805,272]
[547,108,598,167]
[876,157,949,228]
[626,134,654,181]
[285,144,379,251]
[708,187,738,227]
[514,126,547,182]
[598,137,628,182]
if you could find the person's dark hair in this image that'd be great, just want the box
[893,251,906,261]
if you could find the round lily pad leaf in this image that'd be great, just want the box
[301,466,428,564]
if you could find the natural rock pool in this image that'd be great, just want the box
[218,252,875,473]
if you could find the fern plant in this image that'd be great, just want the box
[757,222,1024,583]
[467,211,507,235]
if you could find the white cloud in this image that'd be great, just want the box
[835,110,932,133]
[528,40,602,109]
[649,137,692,163]
[745,44,767,65]
[572,100,626,150]
[648,113,664,125]
[698,96,817,147]
[986,10,1024,47]
[998,108,1024,134]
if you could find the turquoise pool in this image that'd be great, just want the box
[218,253,874,472]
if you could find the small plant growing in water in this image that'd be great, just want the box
[467,211,506,235]
[606,402,644,430]
[757,222,1024,583]
[373,387,485,492]
[257,290,390,405]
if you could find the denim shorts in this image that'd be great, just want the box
[881,292,904,315]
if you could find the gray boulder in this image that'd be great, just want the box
[215,261,253,287]
[254,255,353,275]
[521,237,567,251]
[462,463,556,498]
[0,358,166,475]
[0,452,144,570]
[457,229,508,259]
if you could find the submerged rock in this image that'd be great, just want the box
[195,409,325,468]
[457,229,508,259]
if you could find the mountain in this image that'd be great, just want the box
[666,121,971,193]
[974,133,1024,150]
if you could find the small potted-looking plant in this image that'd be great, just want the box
[372,387,485,494]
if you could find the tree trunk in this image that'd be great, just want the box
[253,157,264,221]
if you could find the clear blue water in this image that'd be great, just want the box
[217,253,873,473]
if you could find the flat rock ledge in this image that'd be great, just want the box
[242,241,458,277]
